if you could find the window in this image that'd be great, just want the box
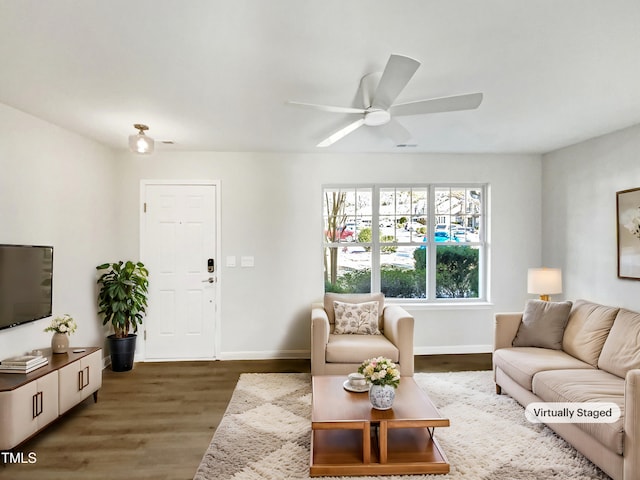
[323,184,486,302]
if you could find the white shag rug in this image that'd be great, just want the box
[194,371,610,480]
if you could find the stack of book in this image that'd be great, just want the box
[0,354,49,374]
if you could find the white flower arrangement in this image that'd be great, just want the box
[44,314,77,335]
[623,206,640,240]
[357,356,401,388]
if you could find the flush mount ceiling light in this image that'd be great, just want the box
[128,124,154,154]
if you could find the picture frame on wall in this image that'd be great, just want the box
[617,187,640,280]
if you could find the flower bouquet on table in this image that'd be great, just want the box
[44,314,78,335]
[358,356,401,388]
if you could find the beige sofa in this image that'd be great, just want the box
[311,292,414,377]
[494,299,640,480]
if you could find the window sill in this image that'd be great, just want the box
[387,301,494,311]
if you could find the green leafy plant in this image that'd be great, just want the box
[96,261,149,338]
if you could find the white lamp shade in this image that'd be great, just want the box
[527,268,562,295]
[128,132,154,154]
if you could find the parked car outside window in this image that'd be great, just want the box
[326,226,355,242]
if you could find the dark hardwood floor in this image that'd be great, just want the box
[0,354,491,480]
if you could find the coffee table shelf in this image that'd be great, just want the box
[310,376,450,477]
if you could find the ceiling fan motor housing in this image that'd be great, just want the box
[364,109,391,126]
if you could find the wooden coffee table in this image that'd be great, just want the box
[310,375,450,477]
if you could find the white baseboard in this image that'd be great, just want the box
[218,350,310,361]
[143,356,216,362]
[414,344,492,355]
[128,346,492,363]
[219,346,491,361]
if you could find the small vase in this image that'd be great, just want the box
[369,384,396,410]
[51,332,69,354]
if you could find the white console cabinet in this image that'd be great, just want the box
[0,347,102,451]
[58,349,102,414]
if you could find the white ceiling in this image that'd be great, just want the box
[1,0,639,154]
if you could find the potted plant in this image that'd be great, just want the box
[96,260,149,372]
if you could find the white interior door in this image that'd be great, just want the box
[142,182,218,360]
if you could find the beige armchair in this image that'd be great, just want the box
[311,292,414,377]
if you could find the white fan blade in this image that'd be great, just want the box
[390,92,483,117]
[317,118,365,147]
[286,100,365,114]
[371,54,421,110]
[379,118,411,145]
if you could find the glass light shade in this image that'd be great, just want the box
[527,268,562,296]
[128,132,154,154]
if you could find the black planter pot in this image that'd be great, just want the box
[108,334,137,372]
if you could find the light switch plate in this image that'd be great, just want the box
[240,256,254,267]
[226,256,236,267]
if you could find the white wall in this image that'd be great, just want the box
[0,101,544,360]
[0,103,120,359]
[118,150,542,358]
[542,123,640,311]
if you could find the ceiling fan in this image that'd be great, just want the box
[287,54,483,147]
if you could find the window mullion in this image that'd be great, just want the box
[427,186,436,299]
[371,185,381,293]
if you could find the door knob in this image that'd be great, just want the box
[202,277,215,283]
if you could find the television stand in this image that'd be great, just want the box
[0,347,102,451]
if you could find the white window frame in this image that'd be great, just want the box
[322,183,488,304]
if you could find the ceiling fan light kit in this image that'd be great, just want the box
[287,54,484,148]
[363,109,391,126]
[129,123,155,154]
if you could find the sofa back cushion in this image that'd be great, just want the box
[598,308,640,378]
[512,300,572,350]
[562,299,619,367]
[324,293,385,330]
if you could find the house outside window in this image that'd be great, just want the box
[323,184,487,302]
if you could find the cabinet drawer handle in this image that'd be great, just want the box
[78,366,91,390]
[32,392,43,418]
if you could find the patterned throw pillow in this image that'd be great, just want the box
[333,300,381,335]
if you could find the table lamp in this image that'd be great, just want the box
[527,267,562,301]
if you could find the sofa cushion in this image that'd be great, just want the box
[326,333,399,364]
[598,308,640,378]
[512,300,572,350]
[324,293,385,330]
[532,369,625,455]
[333,300,381,335]
[493,347,593,391]
[562,299,619,367]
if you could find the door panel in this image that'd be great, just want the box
[143,183,217,360]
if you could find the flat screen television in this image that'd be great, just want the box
[0,244,53,330]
